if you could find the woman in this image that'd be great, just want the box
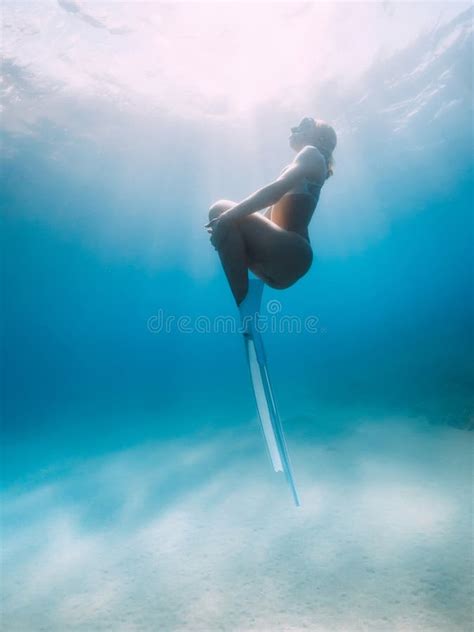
[205,116,337,307]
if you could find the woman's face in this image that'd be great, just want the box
[289,117,316,151]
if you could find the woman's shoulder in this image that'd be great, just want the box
[296,145,327,181]
[298,144,326,164]
[279,146,326,180]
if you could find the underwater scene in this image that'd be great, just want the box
[1,2,473,631]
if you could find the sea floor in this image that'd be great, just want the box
[1,413,472,631]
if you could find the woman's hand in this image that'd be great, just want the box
[204,211,235,251]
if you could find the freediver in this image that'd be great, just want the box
[204,116,337,310]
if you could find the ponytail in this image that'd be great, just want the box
[312,119,337,180]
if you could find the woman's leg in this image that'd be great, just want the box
[240,214,314,290]
[208,200,249,305]
[208,200,313,302]
[208,199,234,222]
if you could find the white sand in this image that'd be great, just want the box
[1,416,472,631]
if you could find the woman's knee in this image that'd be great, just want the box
[208,199,235,222]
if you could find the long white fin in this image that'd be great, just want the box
[239,278,301,507]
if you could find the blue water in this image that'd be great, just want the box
[1,5,473,631]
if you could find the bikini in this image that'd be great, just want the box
[283,175,324,204]
[275,167,327,240]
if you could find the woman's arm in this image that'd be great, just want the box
[224,146,325,221]
[223,183,285,221]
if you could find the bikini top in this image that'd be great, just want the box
[284,176,324,202]
[280,155,327,203]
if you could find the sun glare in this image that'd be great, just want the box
[3,1,466,119]
[156,4,332,114]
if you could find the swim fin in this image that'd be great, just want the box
[239,278,301,507]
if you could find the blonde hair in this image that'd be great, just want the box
[312,119,337,179]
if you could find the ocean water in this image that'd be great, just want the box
[1,3,473,631]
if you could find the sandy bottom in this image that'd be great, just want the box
[1,415,472,631]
